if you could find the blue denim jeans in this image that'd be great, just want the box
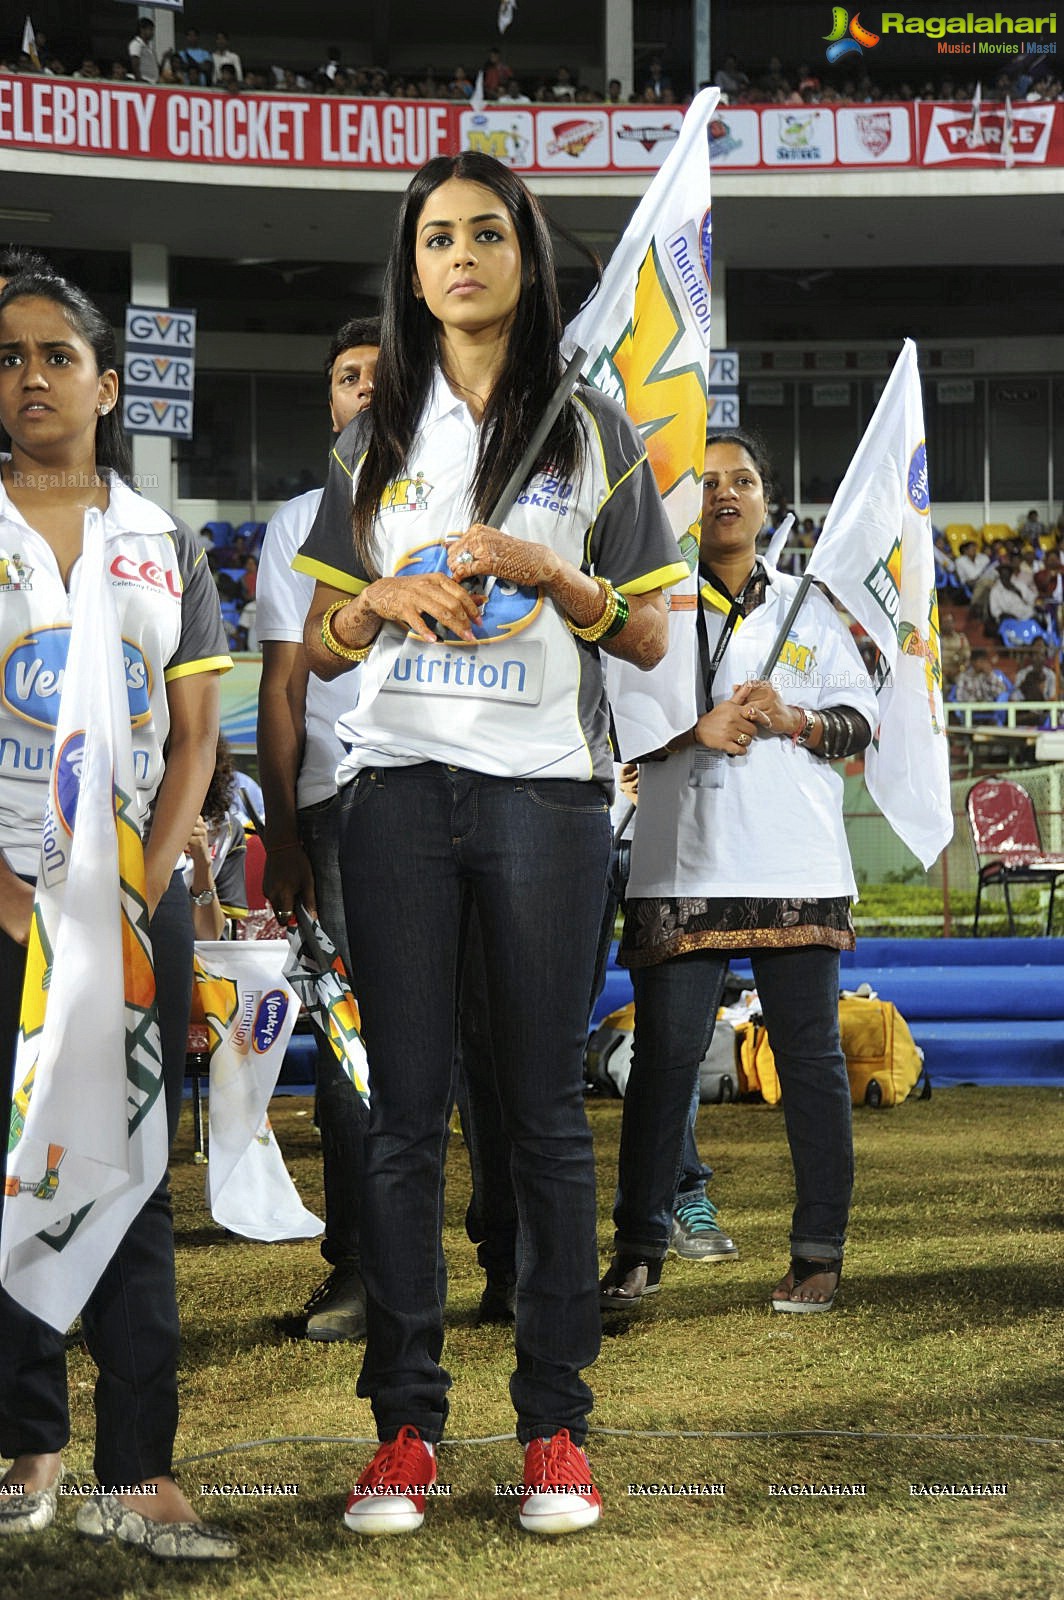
[299,792,368,1269]
[0,872,191,1484]
[455,909,518,1285]
[338,763,610,1445]
[677,1081,713,1199]
[616,945,853,1264]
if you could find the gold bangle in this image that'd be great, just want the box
[321,600,374,664]
[565,575,618,643]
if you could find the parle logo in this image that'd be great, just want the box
[823,8,881,62]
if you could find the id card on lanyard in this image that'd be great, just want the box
[689,571,756,790]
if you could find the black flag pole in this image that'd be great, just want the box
[430,347,587,638]
[756,571,815,681]
[484,347,587,528]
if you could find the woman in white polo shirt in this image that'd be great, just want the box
[602,430,877,1319]
[299,152,685,1535]
[0,274,235,1558]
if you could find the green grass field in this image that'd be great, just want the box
[2,1087,1062,1600]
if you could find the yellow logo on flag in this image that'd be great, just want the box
[609,244,708,516]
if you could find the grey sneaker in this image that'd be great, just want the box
[670,1192,738,1261]
[304,1264,368,1342]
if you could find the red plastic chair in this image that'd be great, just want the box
[236,832,283,941]
[967,778,1064,935]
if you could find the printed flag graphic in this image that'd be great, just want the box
[1,512,165,1332]
[193,941,323,1241]
[563,87,720,757]
[283,911,370,1107]
[804,339,953,868]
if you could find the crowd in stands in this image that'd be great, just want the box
[769,500,1064,717]
[5,27,1062,108]
[931,508,1064,714]
[712,56,1064,108]
[199,521,265,651]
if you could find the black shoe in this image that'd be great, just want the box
[303,1264,367,1341]
[476,1276,517,1326]
[599,1254,663,1314]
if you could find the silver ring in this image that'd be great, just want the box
[456,551,475,566]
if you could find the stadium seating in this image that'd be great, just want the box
[980,522,1012,547]
[944,522,976,555]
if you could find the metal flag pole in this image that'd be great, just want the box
[756,570,815,681]
[431,347,587,636]
[485,346,588,527]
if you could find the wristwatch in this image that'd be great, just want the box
[191,884,216,906]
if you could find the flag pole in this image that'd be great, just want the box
[429,347,587,638]
[485,347,587,527]
[756,570,815,680]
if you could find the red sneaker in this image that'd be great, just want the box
[519,1429,602,1534]
[343,1426,437,1534]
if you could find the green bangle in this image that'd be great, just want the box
[601,590,630,639]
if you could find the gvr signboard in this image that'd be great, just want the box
[123,306,197,438]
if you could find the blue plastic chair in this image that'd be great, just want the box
[999,617,1044,651]
[236,521,267,553]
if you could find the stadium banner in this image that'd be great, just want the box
[2,83,1061,173]
[917,100,1060,166]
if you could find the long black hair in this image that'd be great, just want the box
[352,152,583,572]
[0,272,133,483]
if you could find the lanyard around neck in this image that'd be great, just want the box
[696,567,758,712]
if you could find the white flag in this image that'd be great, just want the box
[194,941,322,1241]
[804,340,952,869]
[498,0,517,34]
[966,83,984,147]
[2,512,166,1332]
[21,16,41,69]
[1002,96,1015,169]
[470,69,485,112]
[564,87,720,758]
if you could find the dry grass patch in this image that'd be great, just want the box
[2,1087,1061,1600]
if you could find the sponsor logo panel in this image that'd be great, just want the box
[610,111,683,167]
[707,109,760,166]
[761,108,836,166]
[836,106,912,163]
[535,113,610,168]
[459,109,534,168]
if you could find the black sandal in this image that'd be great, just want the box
[770,1256,841,1314]
[600,1254,663,1314]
